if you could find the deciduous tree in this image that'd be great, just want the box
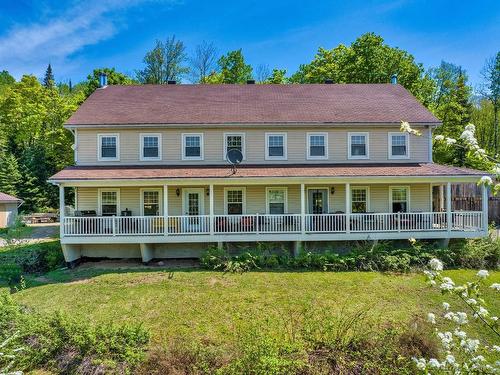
[189,41,218,83]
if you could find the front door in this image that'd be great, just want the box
[183,188,205,215]
[308,189,328,214]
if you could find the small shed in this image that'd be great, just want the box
[0,192,23,228]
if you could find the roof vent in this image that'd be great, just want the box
[324,79,334,84]
[99,73,108,88]
[246,79,255,84]
[167,80,176,85]
[391,74,397,85]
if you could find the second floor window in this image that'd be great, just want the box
[224,133,245,159]
[389,133,409,159]
[266,133,287,160]
[98,134,119,161]
[182,133,203,160]
[141,134,161,160]
[348,132,369,159]
[307,133,328,159]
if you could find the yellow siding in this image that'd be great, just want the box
[76,126,429,165]
[75,183,431,216]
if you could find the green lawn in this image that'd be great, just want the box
[10,268,500,345]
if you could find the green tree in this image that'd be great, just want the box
[289,33,435,106]
[43,64,55,88]
[83,68,136,98]
[265,69,287,84]
[0,153,21,196]
[137,36,189,84]
[428,61,462,108]
[217,49,253,84]
[433,73,473,166]
[480,52,500,154]
[0,71,15,86]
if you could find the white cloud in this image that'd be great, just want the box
[0,0,176,78]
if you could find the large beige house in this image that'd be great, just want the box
[49,80,488,263]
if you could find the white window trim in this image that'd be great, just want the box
[140,188,163,216]
[388,132,410,160]
[265,132,287,161]
[140,133,162,161]
[97,188,120,216]
[265,187,288,214]
[351,186,370,212]
[307,132,328,160]
[182,133,204,161]
[97,133,120,161]
[347,132,369,160]
[223,187,246,215]
[389,186,411,212]
[223,132,246,160]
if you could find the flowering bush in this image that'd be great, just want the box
[414,258,500,373]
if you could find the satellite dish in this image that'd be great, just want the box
[226,149,243,174]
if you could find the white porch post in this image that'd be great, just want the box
[345,183,351,234]
[59,185,65,237]
[163,185,168,235]
[300,183,305,234]
[446,182,452,234]
[209,184,214,235]
[481,183,488,232]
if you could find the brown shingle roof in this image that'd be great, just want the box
[0,192,21,202]
[66,84,440,126]
[49,163,484,181]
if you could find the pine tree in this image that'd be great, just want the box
[43,64,55,88]
[0,153,21,196]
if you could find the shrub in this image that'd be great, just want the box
[0,241,64,274]
[0,263,22,284]
[0,293,150,374]
[199,237,500,273]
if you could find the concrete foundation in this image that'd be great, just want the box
[140,243,154,263]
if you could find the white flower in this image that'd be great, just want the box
[445,354,456,365]
[462,338,480,353]
[466,298,477,305]
[492,345,500,352]
[429,258,443,271]
[445,137,457,145]
[442,302,450,311]
[493,165,500,176]
[428,358,441,368]
[440,277,455,291]
[472,355,485,362]
[490,283,500,291]
[400,121,422,136]
[465,124,476,132]
[454,312,468,325]
[454,329,467,339]
[477,269,489,279]
[427,313,436,324]
[444,312,456,321]
[438,331,453,349]
[434,135,445,141]
[474,306,489,318]
[479,176,493,186]
[414,358,427,370]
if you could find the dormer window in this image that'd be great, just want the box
[98,134,119,161]
[265,133,287,160]
[348,132,369,159]
[140,133,161,161]
[307,132,328,160]
[182,133,204,160]
[388,133,409,159]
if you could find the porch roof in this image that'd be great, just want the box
[50,163,486,182]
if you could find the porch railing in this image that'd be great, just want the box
[62,211,484,237]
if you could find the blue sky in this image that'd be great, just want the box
[0,0,498,89]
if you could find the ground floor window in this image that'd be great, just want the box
[267,187,287,214]
[99,189,119,216]
[225,188,245,215]
[351,187,368,213]
[390,187,409,213]
[142,190,160,216]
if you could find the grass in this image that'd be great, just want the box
[10,268,500,346]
